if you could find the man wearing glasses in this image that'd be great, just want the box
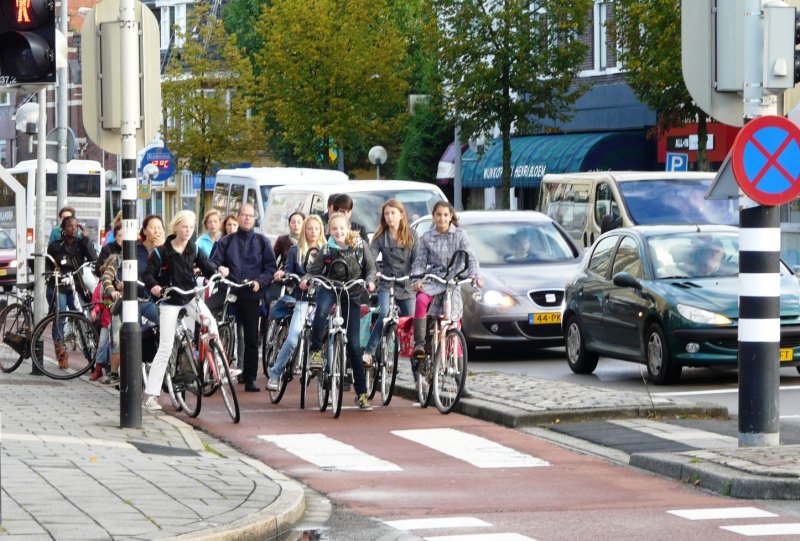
[210,204,277,392]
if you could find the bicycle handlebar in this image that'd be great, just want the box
[218,277,255,289]
[376,273,410,283]
[308,275,366,291]
[419,273,474,287]
[158,273,222,300]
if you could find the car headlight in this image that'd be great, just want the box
[481,290,518,307]
[8,259,16,267]
[677,303,732,325]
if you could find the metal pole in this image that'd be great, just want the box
[738,0,779,447]
[453,125,463,211]
[32,91,47,376]
[56,0,69,211]
[119,0,142,428]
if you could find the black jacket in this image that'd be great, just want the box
[141,235,216,305]
[209,228,277,302]
[46,235,98,299]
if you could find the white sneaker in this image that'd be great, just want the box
[229,368,242,378]
[266,378,280,391]
[142,395,162,411]
[362,352,373,367]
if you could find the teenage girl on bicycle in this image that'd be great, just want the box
[266,214,326,391]
[300,212,377,410]
[141,210,219,412]
[410,201,483,360]
[363,199,418,368]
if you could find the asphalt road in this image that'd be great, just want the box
[469,345,800,423]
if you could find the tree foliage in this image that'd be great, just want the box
[436,0,592,207]
[609,0,709,170]
[253,0,410,170]
[162,3,262,218]
[220,0,270,66]
[396,100,451,182]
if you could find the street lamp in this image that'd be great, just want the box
[368,145,387,180]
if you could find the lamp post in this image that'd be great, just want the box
[368,145,387,180]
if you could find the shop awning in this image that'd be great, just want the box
[457,131,653,189]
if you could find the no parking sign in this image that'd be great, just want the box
[731,115,800,206]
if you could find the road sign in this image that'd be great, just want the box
[665,152,688,172]
[731,115,800,205]
[140,147,175,182]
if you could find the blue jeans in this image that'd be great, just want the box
[310,288,367,395]
[364,290,414,356]
[268,301,309,380]
[139,301,159,325]
[46,287,79,342]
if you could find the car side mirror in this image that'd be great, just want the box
[613,271,642,290]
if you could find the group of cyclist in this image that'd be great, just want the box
[41,192,482,415]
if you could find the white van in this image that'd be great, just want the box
[211,167,349,224]
[538,171,738,248]
[264,180,447,241]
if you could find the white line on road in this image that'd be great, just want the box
[258,433,401,472]
[425,534,537,541]
[610,420,738,448]
[384,517,491,530]
[391,428,549,469]
[668,507,777,520]
[721,523,800,536]
[654,385,800,397]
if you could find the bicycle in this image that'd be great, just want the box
[156,274,220,422]
[308,274,365,418]
[415,251,474,414]
[203,277,251,398]
[262,278,295,401]
[266,273,309,405]
[364,273,409,406]
[0,282,35,374]
[22,254,99,380]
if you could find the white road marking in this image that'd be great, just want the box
[668,507,777,520]
[654,385,800,397]
[391,428,549,469]
[609,419,738,448]
[425,534,536,541]
[258,433,401,472]
[720,523,800,536]
[384,517,491,530]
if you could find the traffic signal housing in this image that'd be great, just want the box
[763,1,800,92]
[0,0,56,85]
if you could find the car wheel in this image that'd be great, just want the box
[565,315,598,374]
[645,323,681,385]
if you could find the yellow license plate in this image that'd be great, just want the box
[0,269,6,276]
[780,348,793,362]
[530,312,561,325]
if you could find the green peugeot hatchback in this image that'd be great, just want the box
[562,225,800,384]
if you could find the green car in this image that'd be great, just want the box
[562,225,800,384]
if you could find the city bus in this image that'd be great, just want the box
[0,159,105,263]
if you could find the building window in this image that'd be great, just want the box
[0,91,9,106]
[160,2,188,50]
[594,0,608,71]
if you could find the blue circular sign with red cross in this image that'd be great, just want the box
[731,115,800,206]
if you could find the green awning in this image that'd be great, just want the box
[461,131,654,189]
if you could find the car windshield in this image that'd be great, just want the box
[619,179,738,226]
[351,190,444,233]
[648,232,739,279]
[459,221,577,265]
[0,229,14,250]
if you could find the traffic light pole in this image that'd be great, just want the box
[118,0,142,429]
[738,0,780,447]
[56,0,68,211]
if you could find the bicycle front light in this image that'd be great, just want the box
[332,316,344,327]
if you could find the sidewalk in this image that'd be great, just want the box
[0,368,305,540]
[392,368,800,501]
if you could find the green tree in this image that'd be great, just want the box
[396,100,451,182]
[610,0,710,171]
[436,0,591,208]
[253,0,410,171]
[162,3,262,219]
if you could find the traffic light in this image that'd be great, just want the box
[0,0,56,85]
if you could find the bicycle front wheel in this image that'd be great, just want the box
[30,312,98,380]
[416,355,433,408]
[432,328,468,414]
[210,340,239,423]
[218,320,236,363]
[378,323,399,406]
[298,329,309,409]
[0,303,32,373]
[163,348,182,411]
[172,346,202,417]
[330,333,345,418]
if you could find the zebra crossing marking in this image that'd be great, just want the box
[609,419,738,448]
[258,433,401,472]
[720,523,800,536]
[383,517,491,530]
[392,428,549,468]
[667,507,777,520]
